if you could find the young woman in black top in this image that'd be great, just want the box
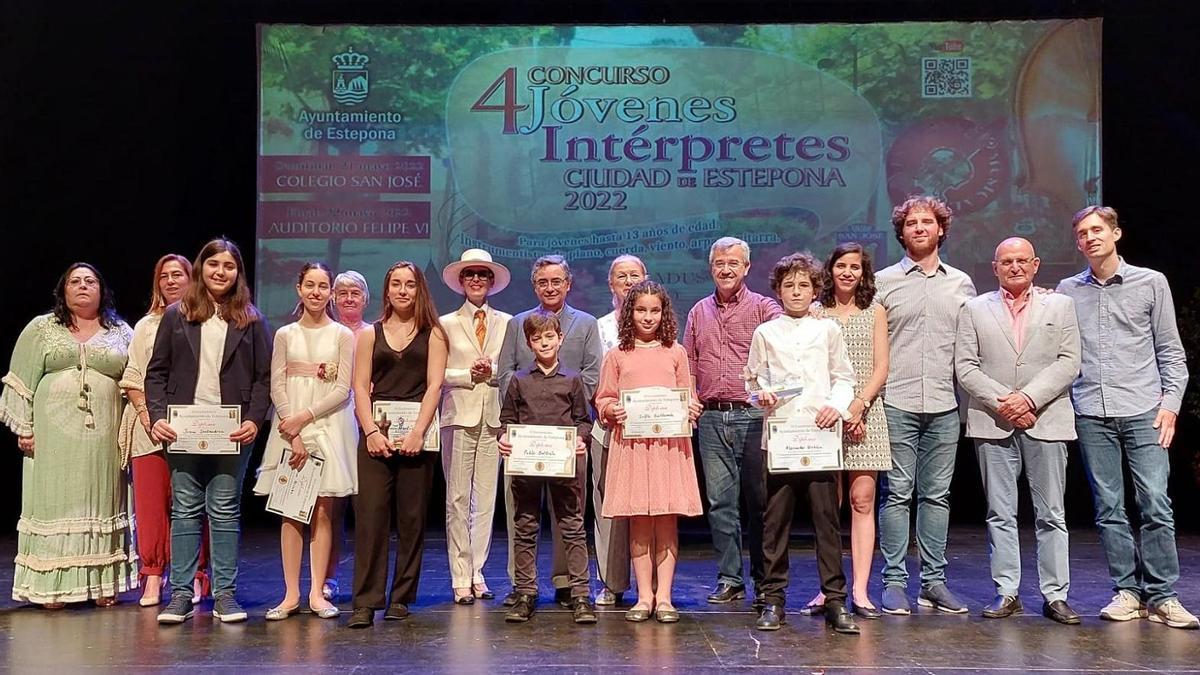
[347,261,448,628]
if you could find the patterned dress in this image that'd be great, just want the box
[835,303,892,471]
[0,314,138,603]
[596,342,703,517]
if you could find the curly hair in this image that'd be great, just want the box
[768,252,823,295]
[53,262,122,330]
[891,195,952,247]
[819,242,877,309]
[617,279,678,351]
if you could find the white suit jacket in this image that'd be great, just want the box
[954,290,1081,441]
[439,301,512,429]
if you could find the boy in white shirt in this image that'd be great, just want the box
[746,252,859,634]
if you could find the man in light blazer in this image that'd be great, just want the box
[497,254,604,607]
[955,237,1082,625]
[439,249,513,605]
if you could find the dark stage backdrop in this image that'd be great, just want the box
[2,0,1198,534]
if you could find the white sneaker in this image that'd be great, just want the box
[1099,590,1147,621]
[1148,598,1200,630]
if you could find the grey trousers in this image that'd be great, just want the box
[590,434,630,593]
[975,432,1070,602]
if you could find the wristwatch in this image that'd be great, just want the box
[856,396,872,411]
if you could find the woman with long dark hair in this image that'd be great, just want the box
[801,242,892,618]
[347,261,447,628]
[253,262,357,620]
[146,238,272,625]
[0,262,137,607]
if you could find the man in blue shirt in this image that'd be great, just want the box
[1056,205,1196,630]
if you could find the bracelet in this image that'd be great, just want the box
[366,428,381,439]
[856,397,871,410]
[134,404,148,414]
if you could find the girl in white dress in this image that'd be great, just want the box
[254,262,358,619]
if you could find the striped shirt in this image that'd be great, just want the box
[683,284,782,402]
[876,256,977,414]
[1055,259,1188,417]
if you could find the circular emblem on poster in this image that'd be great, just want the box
[886,117,1009,217]
[198,441,208,450]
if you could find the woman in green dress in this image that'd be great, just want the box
[0,262,138,607]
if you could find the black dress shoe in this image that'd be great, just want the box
[756,604,785,631]
[981,595,1023,619]
[505,594,536,623]
[554,587,573,609]
[706,582,746,604]
[853,603,882,620]
[1043,599,1082,625]
[474,588,496,600]
[383,603,410,620]
[571,597,598,624]
[750,595,765,611]
[825,604,860,635]
[347,607,374,629]
[502,590,521,607]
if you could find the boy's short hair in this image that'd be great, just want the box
[523,308,561,341]
[768,252,823,294]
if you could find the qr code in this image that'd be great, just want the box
[922,57,972,98]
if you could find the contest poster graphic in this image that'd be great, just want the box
[257,22,1101,327]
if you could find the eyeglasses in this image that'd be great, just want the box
[461,269,495,281]
[68,277,99,288]
[535,278,568,290]
[613,272,643,283]
[995,258,1034,268]
[335,289,364,299]
[711,260,745,271]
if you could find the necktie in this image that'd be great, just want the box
[474,310,487,349]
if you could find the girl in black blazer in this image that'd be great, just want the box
[145,238,271,625]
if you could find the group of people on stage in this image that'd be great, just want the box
[1,196,1196,635]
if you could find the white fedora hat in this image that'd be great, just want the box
[442,248,511,296]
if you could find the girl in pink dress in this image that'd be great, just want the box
[595,280,703,623]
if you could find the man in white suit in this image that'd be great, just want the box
[955,237,1082,625]
[439,249,513,605]
[497,254,604,606]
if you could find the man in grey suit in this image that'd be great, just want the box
[497,254,604,607]
[955,237,1082,625]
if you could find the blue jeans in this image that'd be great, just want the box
[878,405,960,590]
[1076,410,1179,606]
[697,407,766,588]
[167,449,251,598]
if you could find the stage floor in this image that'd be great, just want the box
[0,526,1197,673]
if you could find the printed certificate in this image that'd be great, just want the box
[166,405,241,455]
[620,387,691,439]
[766,415,843,473]
[504,424,577,478]
[265,450,325,525]
[372,401,440,451]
